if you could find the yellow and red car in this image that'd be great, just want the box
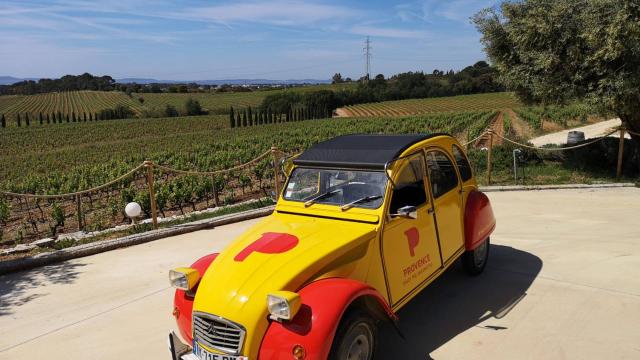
[168,134,495,360]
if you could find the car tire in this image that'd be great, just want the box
[329,310,377,360]
[463,237,490,275]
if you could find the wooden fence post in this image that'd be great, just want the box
[617,128,625,178]
[212,175,219,207]
[271,147,280,200]
[76,194,84,231]
[487,129,494,185]
[145,161,158,229]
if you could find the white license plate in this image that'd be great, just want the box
[193,341,248,360]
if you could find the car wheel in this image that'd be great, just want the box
[463,237,490,275]
[329,310,377,360]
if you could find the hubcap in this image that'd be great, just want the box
[346,324,372,360]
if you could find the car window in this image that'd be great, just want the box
[389,153,427,213]
[283,168,387,209]
[426,150,459,198]
[452,145,473,182]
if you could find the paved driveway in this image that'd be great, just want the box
[1,187,639,360]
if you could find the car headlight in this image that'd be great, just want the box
[267,291,301,321]
[169,268,200,291]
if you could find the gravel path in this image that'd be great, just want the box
[529,118,630,146]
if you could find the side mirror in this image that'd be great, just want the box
[391,205,417,219]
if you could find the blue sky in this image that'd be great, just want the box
[0,0,497,80]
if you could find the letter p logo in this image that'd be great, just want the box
[234,232,299,262]
[404,227,420,257]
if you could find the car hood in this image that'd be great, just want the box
[192,211,377,356]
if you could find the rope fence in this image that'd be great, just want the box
[0,148,290,245]
[464,125,634,184]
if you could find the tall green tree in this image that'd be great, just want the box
[474,0,640,140]
[185,98,203,115]
[1,114,5,128]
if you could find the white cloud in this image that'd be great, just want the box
[179,1,358,26]
[350,25,429,39]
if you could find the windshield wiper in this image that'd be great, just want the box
[340,195,382,211]
[304,189,341,207]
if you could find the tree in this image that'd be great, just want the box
[25,113,30,126]
[332,73,344,84]
[185,98,203,116]
[474,0,640,141]
[17,113,21,127]
[1,114,5,128]
[164,104,179,117]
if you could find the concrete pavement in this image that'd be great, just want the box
[1,188,639,359]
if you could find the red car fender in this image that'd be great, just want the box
[464,190,496,250]
[259,278,396,360]
[173,253,219,344]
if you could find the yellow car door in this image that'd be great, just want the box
[381,152,442,307]
[425,149,464,264]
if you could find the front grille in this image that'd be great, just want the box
[193,312,246,355]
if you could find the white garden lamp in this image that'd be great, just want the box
[125,202,142,224]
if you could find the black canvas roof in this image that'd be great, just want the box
[293,133,446,170]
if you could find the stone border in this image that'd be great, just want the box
[0,206,274,275]
[480,183,637,192]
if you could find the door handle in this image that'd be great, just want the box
[459,188,465,194]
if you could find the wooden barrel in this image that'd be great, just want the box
[567,131,585,145]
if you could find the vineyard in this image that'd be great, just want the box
[0,110,495,245]
[338,92,521,117]
[0,91,145,120]
[0,83,353,127]
[514,103,605,133]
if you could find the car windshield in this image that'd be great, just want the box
[283,168,387,209]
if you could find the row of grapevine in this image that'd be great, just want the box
[514,103,595,130]
[341,92,521,117]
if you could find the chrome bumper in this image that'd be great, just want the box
[168,331,197,360]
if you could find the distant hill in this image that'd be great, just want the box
[0,76,38,85]
[0,76,330,86]
[115,78,331,85]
